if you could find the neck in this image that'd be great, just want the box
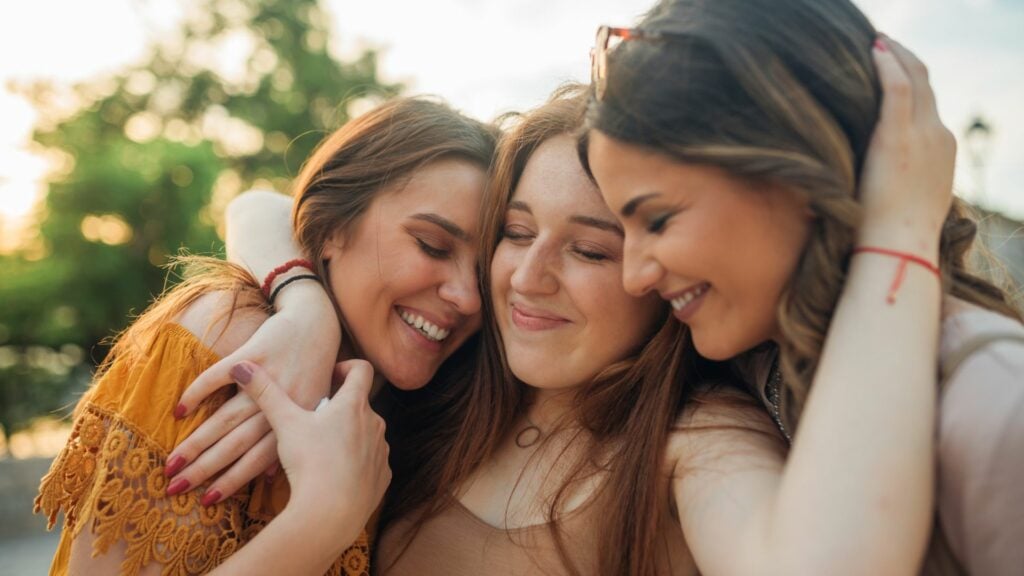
[525,386,578,432]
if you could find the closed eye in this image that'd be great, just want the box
[415,237,451,259]
[646,213,674,234]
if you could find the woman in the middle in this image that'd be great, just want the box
[375,84,690,573]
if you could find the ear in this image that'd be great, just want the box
[321,230,346,260]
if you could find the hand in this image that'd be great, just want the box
[165,283,340,502]
[231,359,391,542]
[858,36,956,256]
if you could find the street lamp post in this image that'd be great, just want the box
[963,116,992,208]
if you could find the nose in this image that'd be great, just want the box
[438,261,482,316]
[509,241,558,296]
[621,234,662,297]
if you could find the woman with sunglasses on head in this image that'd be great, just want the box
[585,0,1024,574]
[35,97,496,575]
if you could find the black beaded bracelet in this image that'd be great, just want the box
[268,274,321,307]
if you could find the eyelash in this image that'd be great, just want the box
[646,213,674,234]
[573,247,609,262]
[415,237,450,259]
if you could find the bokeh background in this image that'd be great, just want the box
[1,0,1022,571]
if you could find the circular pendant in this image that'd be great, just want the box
[515,425,542,448]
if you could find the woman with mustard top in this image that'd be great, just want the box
[34,97,497,575]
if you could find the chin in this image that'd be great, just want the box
[690,332,741,362]
[380,363,435,391]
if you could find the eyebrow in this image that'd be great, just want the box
[508,200,622,237]
[620,193,661,218]
[569,215,623,237]
[508,200,531,214]
[410,213,470,241]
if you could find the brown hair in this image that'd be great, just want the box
[584,0,1022,428]
[380,84,731,575]
[104,97,497,380]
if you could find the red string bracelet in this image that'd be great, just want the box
[261,258,315,299]
[852,246,940,304]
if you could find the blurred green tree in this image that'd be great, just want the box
[0,0,400,448]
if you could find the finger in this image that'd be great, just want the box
[201,431,279,506]
[231,361,303,430]
[329,360,375,410]
[166,393,260,477]
[168,412,272,496]
[177,354,243,419]
[882,36,938,120]
[872,36,913,129]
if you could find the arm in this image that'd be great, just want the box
[224,189,303,280]
[164,190,341,501]
[675,38,950,576]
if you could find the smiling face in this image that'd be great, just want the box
[587,131,811,361]
[491,135,665,390]
[323,157,487,390]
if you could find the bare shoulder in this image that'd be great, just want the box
[667,387,786,473]
[174,290,270,359]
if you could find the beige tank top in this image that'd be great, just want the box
[376,496,695,576]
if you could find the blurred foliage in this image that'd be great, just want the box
[0,0,400,446]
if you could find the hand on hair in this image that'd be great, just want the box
[857,35,956,255]
[231,359,390,542]
[165,285,340,503]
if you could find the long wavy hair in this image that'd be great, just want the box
[584,0,1021,429]
[379,84,734,576]
[104,97,497,378]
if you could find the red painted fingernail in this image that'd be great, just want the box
[164,455,187,477]
[230,362,253,385]
[201,490,222,507]
[166,478,190,496]
[173,403,187,420]
[874,38,888,52]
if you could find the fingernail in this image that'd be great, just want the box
[166,478,190,496]
[230,362,253,385]
[173,403,187,420]
[201,489,222,507]
[164,455,186,477]
[874,37,888,52]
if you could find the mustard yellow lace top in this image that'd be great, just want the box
[35,323,370,576]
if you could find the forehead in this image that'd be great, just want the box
[512,135,612,218]
[379,157,486,217]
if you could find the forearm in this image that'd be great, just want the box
[208,500,362,576]
[769,226,940,575]
[225,189,304,280]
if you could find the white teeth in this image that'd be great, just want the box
[398,309,450,342]
[670,284,708,311]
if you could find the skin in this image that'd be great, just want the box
[491,134,664,391]
[322,157,486,390]
[578,153,810,360]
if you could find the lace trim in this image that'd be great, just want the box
[35,403,369,575]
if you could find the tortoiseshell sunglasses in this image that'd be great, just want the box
[591,25,686,101]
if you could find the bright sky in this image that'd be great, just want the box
[2,0,1023,248]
